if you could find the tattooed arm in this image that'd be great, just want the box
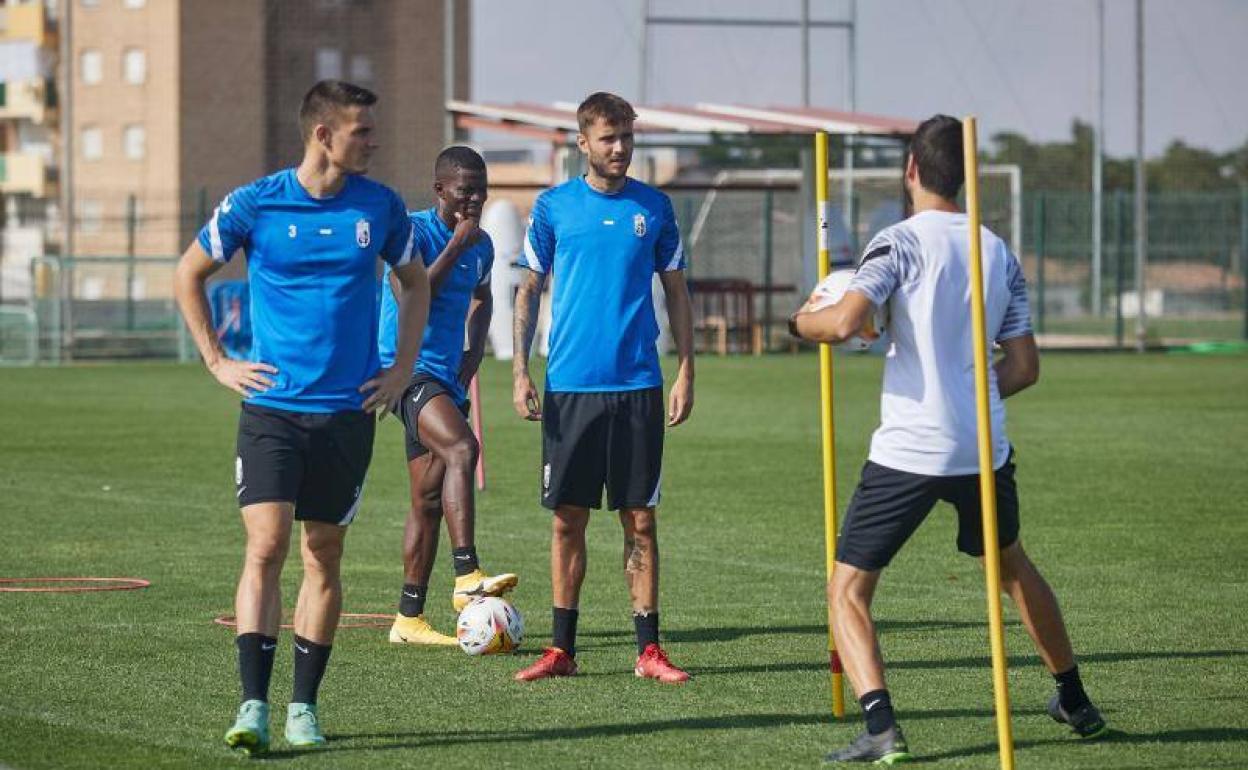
[512,268,547,420]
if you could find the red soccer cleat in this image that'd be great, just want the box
[513,647,578,681]
[634,643,690,684]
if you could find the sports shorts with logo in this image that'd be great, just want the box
[540,387,664,511]
[836,450,1021,571]
[235,403,375,525]
[393,373,471,462]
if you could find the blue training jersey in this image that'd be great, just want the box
[378,207,494,405]
[521,176,685,392]
[197,168,414,413]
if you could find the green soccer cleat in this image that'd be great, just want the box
[285,702,327,747]
[823,726,913,765]
[223,699,270,756]
[1048,694,1110,739]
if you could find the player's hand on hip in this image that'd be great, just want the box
[360,366,408,417]
[513,372,542,421]
[209,358,277,398]
[667,377,694,427]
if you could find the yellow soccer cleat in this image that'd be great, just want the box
[388,613,458,646]
[452,569,519,612]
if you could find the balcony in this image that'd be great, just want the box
[0,4,55,47]
[0,151,55,197]
[0,77,56,123]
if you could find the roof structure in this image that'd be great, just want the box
[447,100,916,142]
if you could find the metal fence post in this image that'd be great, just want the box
[1036,192,1046,334]
[125,194,137,331]
[762,188,774,352]
[1241,184,1247,340]
[1115,190,1126,348]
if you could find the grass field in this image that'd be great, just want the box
[1,352,1246,769]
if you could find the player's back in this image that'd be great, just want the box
[861,210,1029,476]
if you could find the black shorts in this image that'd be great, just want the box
[393,374,470,462]
[836,452,1021,571]
[235,403,375,525]
[541,388,664,511]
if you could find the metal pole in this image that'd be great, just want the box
[762,188,774,351]
[58,0,74,361]
[443,0,456,144]
[125,194,136,331]
[1092,0,1104,316]
[639,0,648,104]
[1036,193,1047,335]
[801,0,810,107]
[1115,190,1126,347]
[842,0,857,256]
[963,116,1016,770]
[1133,0,1147,351]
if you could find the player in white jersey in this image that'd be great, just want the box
[792,115,1106,764]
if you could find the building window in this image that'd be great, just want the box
[79,200,103,235]
[123,48,146,84]
[315,47,342,81]
[123,0,147,8]
[349,54,373,83]
[81,126,102,160]
[80,49,102,85]
[123,124,145,160]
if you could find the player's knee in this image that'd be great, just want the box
[302,535,344,571]
[630,511,657,542]
[444,435,479,471]
[244,536,288,572]
[416,491,442,519]
[552,512,587,541]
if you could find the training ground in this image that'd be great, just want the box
[1,352,1245,768]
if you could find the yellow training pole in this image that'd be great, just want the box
[815,130,846,719]
[963,116,1016,770]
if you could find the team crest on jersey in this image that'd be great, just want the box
[633,213,647,237]
[355,218,371,248]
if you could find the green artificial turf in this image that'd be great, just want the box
[1,352,1245,768]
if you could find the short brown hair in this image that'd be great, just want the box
[576,92,637,133]
[299,80,378,141]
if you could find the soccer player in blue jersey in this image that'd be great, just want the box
[511,92,696,684]
[173,81,430,754]
[378,146,518,646]
[792,115,1105,763]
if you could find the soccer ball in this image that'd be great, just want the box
[456,597,523,656]
[804,269,888,352]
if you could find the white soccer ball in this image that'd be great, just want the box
[456,597,523,656]
[804,269,888,352]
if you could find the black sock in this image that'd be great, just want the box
[860,689,897,735]
[236,633,277,703]
[633,611,659,655]
[398,584,427,617]
[552,607,579,658]
[1054,665,1091,713]
[291,635,332,705]
[451,546,480,577]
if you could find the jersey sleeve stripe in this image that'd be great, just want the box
[208,207,226,262]
[522,230,545,273]
[391,223,415,267]
[857,244,890,269]
[663,237,685,271]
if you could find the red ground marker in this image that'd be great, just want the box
[0,577,151,593]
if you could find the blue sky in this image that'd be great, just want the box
[472,0,1246,156]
